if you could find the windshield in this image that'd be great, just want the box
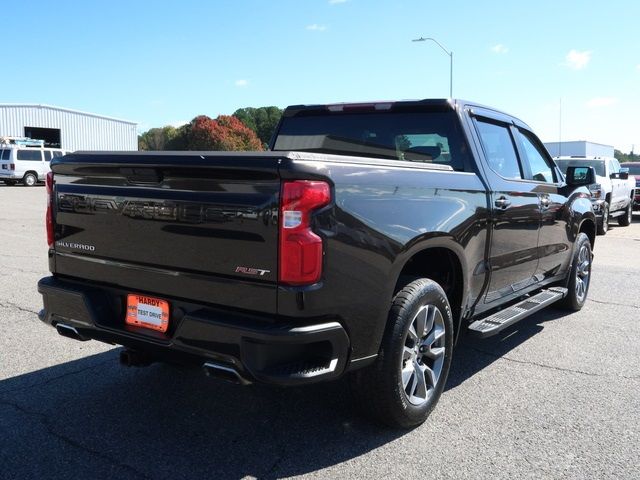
[555,159,605,177]
[273,111,470,171]
[624,164,640,175]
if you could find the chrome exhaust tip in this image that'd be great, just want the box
[202,362,250,385]
[55,323,88,342]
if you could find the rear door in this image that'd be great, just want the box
[472,113,541,303]
[0,148,10,171]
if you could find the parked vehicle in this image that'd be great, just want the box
[0,137,68,186]
[622,162,640,211]
[37,99,597,428]
[555,156,635,234]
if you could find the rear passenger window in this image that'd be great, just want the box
[17,150,43,161]
[517,130,556,183]
[1,149,9,160]
[475,120,523,179]
[52,151,64,158]
[44,150,53,162]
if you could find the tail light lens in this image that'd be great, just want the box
[279,180,331,285]
[46,172,54,247]
[9,163,15,170]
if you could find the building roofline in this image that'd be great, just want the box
[543,140,614,148]
[0,104,137,125]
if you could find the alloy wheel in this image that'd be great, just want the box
[575,244,591,302]
[400,304,446,406]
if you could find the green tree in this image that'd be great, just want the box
[232,106,283,146]
[615,149,639,163]
[138,126,182,151]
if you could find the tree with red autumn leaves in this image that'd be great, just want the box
[187,115,263,151]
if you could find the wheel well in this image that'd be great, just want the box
[23,171,38,179]
[579,219,596,248]
[395,247,464,329]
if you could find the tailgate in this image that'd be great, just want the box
[51,152,282,313]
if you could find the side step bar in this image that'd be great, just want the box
[468,287,568,338]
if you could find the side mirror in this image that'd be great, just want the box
[566,166,596,187]
[620,168,629,180]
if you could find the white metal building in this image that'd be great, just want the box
[543,141,614,158]
[0,104,137,152]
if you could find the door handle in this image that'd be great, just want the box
[494,196,511,209]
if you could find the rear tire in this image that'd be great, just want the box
[558,233,592,311]
[23,173,37,187]
[618,201,633,226]
[597,202,609,235]
[350,279,454,428]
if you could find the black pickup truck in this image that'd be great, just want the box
[38,99,597,427]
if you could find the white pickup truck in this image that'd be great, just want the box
[555,156,635,234]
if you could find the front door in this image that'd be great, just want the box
[513,127,572,280]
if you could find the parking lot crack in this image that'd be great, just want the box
[588,298,640,309]
[463,346,640,380]
[0,398,154,480]
[0,300,39,315]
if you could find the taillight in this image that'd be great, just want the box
[279,180,331,285]
[9,163,15,171]
[46,172,54,247]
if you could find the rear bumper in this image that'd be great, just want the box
[37,276,350,386]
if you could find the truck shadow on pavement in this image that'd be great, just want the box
[0,307,568,480]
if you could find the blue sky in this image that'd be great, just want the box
[3,0,639,151]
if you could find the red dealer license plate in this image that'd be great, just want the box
[126,294,170,333]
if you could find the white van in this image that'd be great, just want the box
[0,142,68,186]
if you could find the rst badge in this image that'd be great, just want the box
[235,266,270,276]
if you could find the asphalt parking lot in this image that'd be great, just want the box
[1,184,639,480]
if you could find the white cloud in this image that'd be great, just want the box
[491,44,508,54]
[586,97,618,108]
[564,49,592,70]
[306,24,327,32]
[329,0,348,4]
[234,79,249,87]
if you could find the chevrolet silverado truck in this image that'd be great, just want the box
[37,99,597,428]
[555,156,635,234]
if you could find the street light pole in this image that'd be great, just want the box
[412,37,453,98]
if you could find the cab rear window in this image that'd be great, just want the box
[274,111,470,171]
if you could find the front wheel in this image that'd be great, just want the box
[618,201,633,226]
[558,232,592,311]
[597,202,609,235]
[350,279,454,428]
